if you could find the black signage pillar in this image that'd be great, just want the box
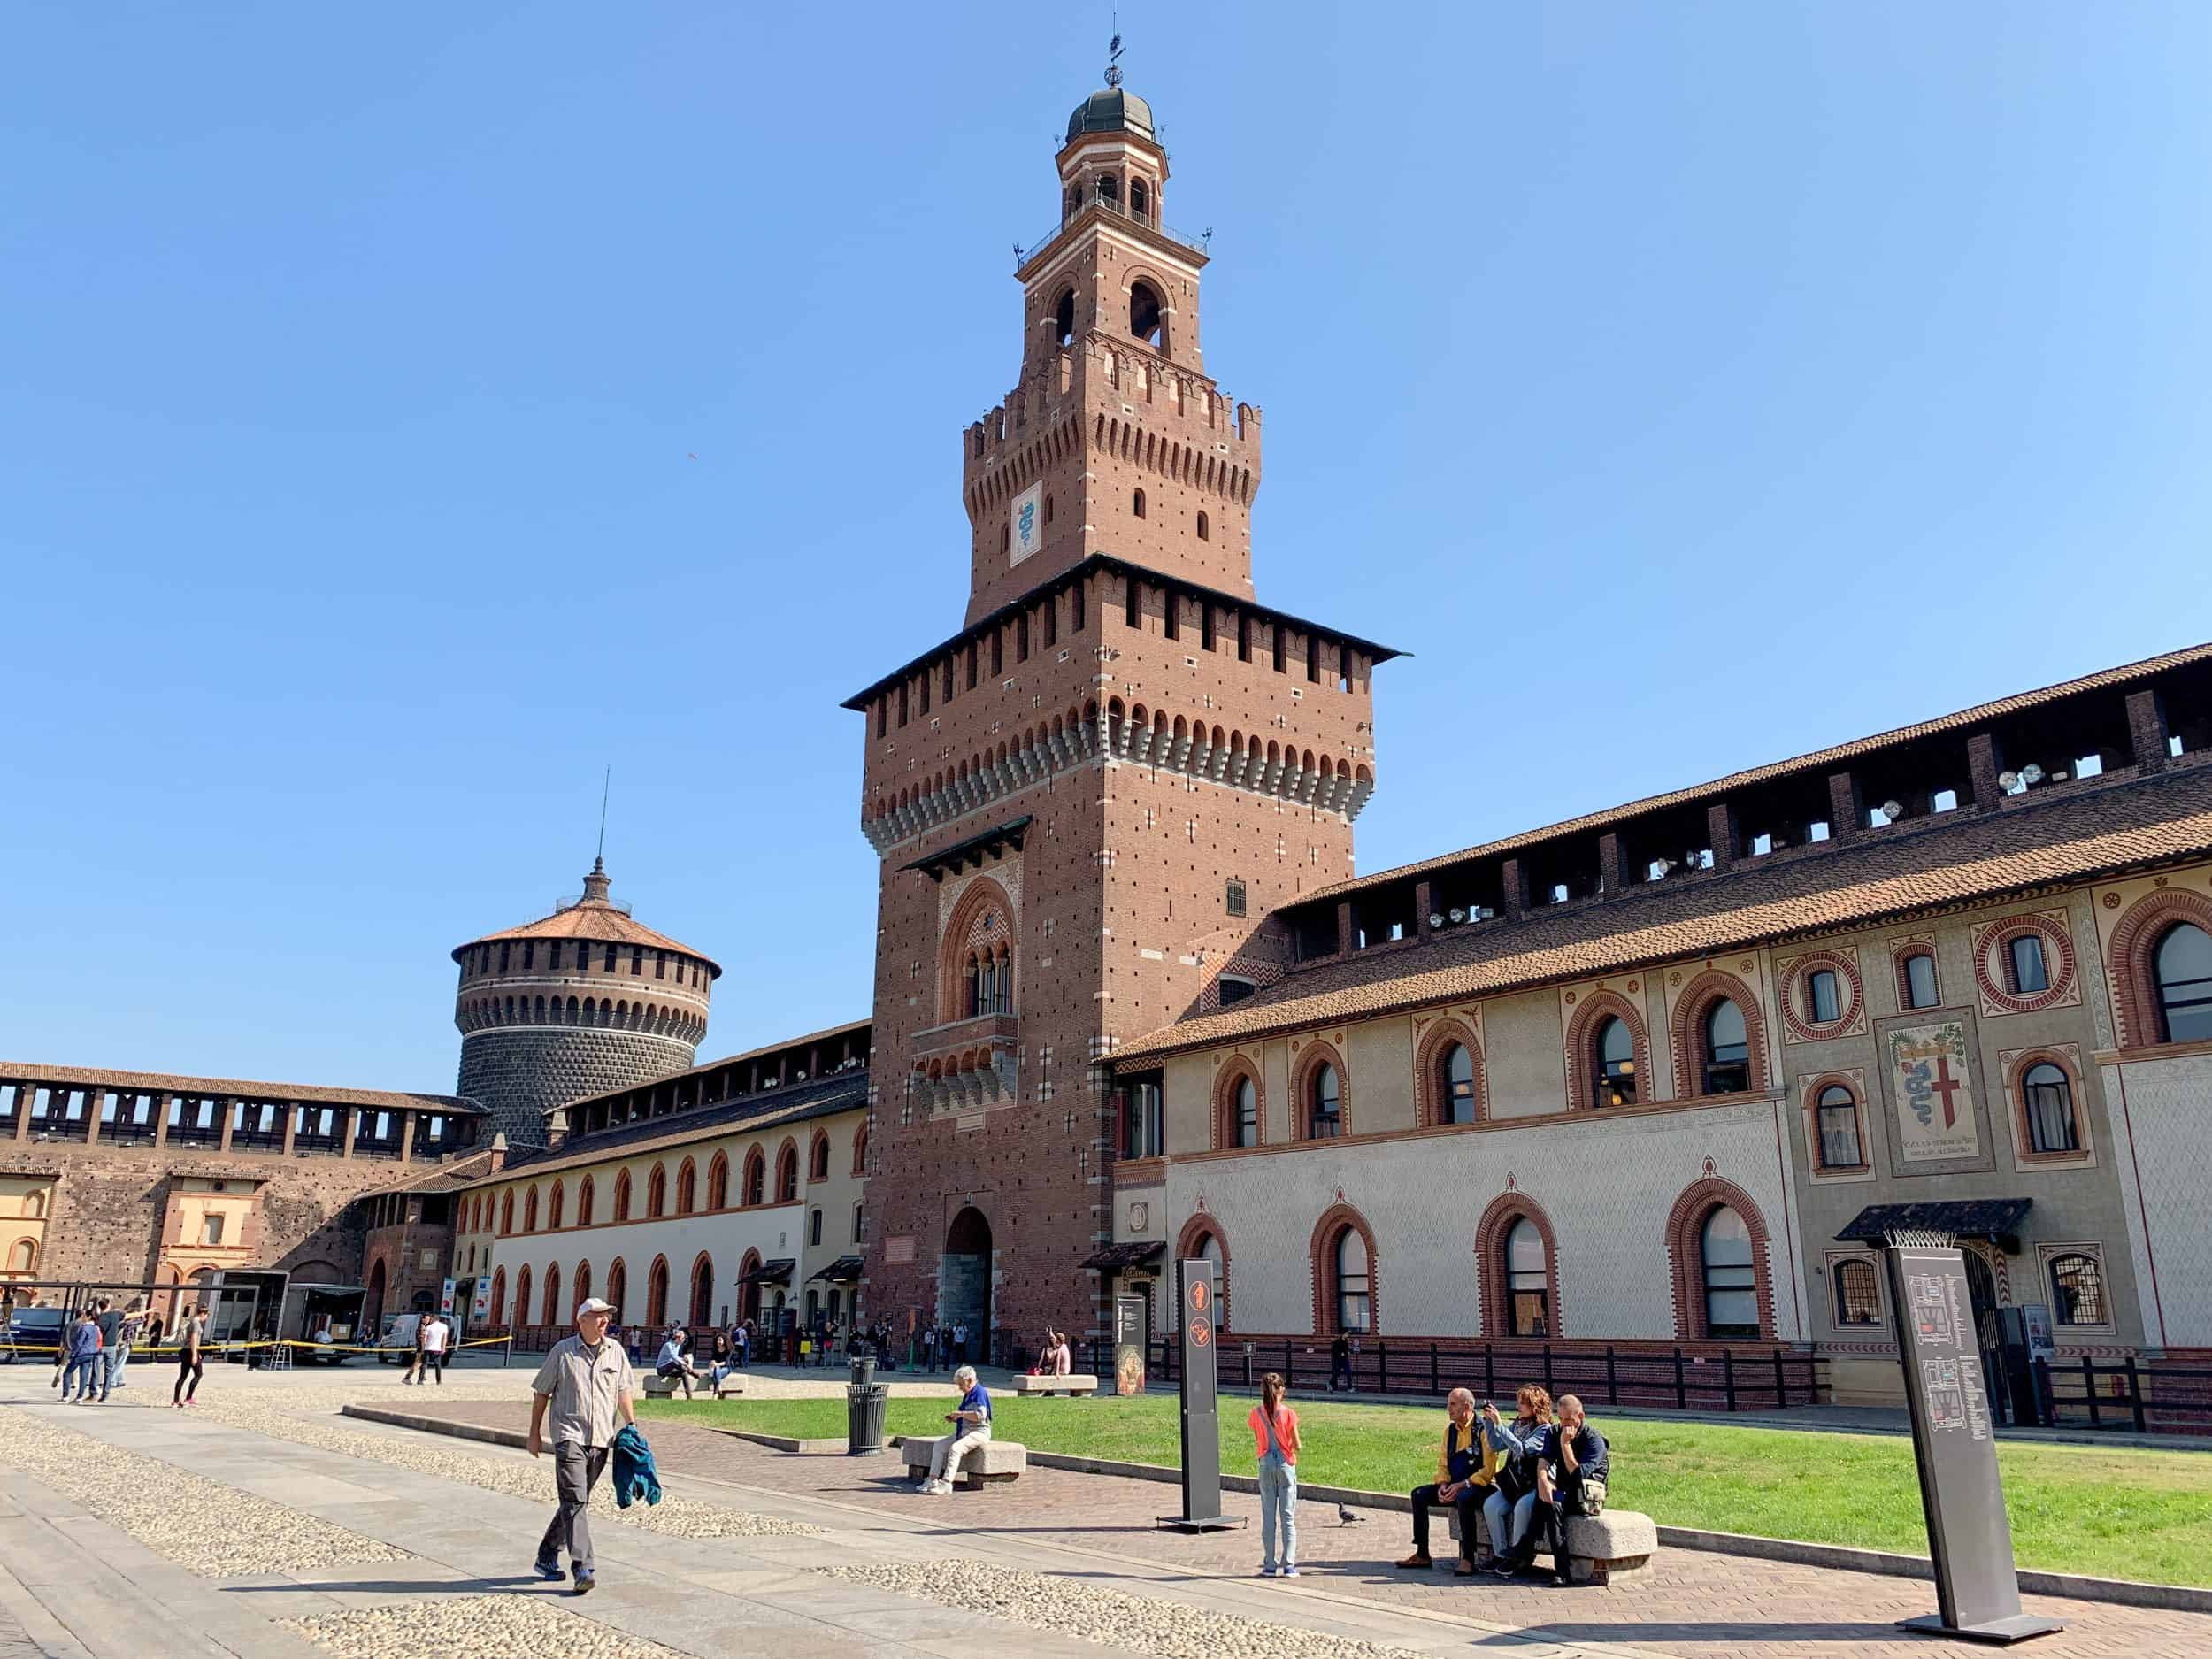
[1113,1294,1148,1397]
[1884,1241,2062,1644]
[1157,1256,1241,1532]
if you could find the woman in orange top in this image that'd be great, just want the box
[1247,1371,1301,1577]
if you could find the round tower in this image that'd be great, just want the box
[451,859,718,1146]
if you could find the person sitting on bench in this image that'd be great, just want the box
[915,1364,992,1494]
[1397,1388,1499,1575]
[655,1327,704,1399]
[1500,1393,1608,1586]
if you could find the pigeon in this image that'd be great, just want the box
[1337,1504,1362,1525]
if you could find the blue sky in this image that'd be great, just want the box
[5,4,2209,1091]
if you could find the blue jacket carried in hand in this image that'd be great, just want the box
[611,1423,662,1509]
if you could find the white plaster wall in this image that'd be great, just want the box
[1164,1097,1802,1341]
[2102,1051,2212,1348]
[488,1202,805,1324]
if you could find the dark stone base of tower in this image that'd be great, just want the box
[455,1028,699,1149]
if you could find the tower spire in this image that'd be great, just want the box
[1105,15,1123,88]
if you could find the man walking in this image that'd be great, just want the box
[951,1321,968,1368]
[920,1324,937,1373]
[417,1310,449,1385]
[94,1299,125,1401]
[528,1297,635,1596]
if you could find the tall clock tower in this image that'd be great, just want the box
[848,70,1394,1350]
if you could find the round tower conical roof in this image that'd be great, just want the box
[1066,86,1155,143]
[450,862,721,977]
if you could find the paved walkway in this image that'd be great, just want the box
[0,1363,2202,1658]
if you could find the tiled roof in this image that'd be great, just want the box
[0,1064,479,1116]
[1305,640,2212,904]
[473,1072,870,1184]
[358,1147,505,1197]
[454,900,718,972]
[1115,763,2212,1064]
[541,1018,870,1117]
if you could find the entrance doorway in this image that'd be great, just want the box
[1963,1248,2008,1421]
[940,1206,993,1363]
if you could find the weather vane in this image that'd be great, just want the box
[1105,15,1124,88]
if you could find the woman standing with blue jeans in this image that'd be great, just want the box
[1247,1371,1302,1577]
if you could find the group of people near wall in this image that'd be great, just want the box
[1247,1378,1609,1585]
[28,1294,207,1409]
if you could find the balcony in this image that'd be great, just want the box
[1017,195,1207,268]
[909,1010,1021,1064]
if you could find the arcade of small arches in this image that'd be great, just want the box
[457,938,712,993]
[864,695,1375,854]
[454,993,705,1047]
[471,1139,817,1240]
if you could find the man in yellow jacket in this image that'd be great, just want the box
[1397,1387,1502,1575]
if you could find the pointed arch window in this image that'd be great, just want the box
[675,1160,696,1215]
[1308,1064,1341,1139]
[1333,1227,1370,1333]
[2154,923,2212,1042]
[576,1176,595,1227]
[707,1154,729,1210]
[1226,1076,1257,1148]
[776,1145,799,1203]
[810,1133,831,1182]
[742,1148,764,1208]
[612,1170,632,1223]
[1594,1017,1636,1107]
[1701,999,1751,1094]
[1700,1207,1760,1338]
[1132,488,1147,519]
[646,1164,667,1218]
[1439,1043,1477,1125]
[1504,1217,1549,1336]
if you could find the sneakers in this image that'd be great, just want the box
[1281,1567,1301,1578]
[1259,1565,1278,1578]
[572,1571,595,1596]
[534,1561,566,1582]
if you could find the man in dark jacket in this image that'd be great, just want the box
[1504,1394,1609,1586]
[1330,1331,1352,1392]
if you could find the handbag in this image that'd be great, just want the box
[1571,1476,1606,1516]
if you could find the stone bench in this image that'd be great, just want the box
[1440,1504,1657,1586]
[1011,1373,1099,1397]
[642,1369,742,1400]
[897,1435,1028,1487]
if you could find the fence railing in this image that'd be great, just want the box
[1071,1334,1821,1412]
[2038,1356,2212,1433]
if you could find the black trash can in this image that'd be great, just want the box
[848,1351,888,1454]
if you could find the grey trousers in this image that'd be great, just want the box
[537,1443,609,1575]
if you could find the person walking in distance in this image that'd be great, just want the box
[60,1309,101,1403]
[920,1324,938,1374]
[951,1320,969,1368]
[528,1297,636,1596]
[1248,1371,1302,1578]
[417,1310,449,1385]
[172,1309,207,1408]
[106,1299,145,1394]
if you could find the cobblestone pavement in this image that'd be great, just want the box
[386,1398,2212,1659]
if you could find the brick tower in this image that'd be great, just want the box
[847,70,1393,1353]
[450,859,718,1147]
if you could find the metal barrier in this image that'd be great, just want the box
[2038,1356,2212,1434]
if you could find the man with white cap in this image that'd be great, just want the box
[528,1295,635,1594]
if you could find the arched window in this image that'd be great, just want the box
[1439,1043,1477,1126]
[810,1133,831,1182]
[853,1202,865,1242]
[1133,488,1147,519]
[1129,280,1163,349]
[809,1209,823,1248]
[1701,1000,1751,1094]
[690,1254,714,1330]
[1700,1207,1760,1338]
[1128,176,1151,220]
[1308,1064,1340,1139]
[488,1267,506,1325]
[2154,923,2212,1043]
[523,1187,539,1233]
[743,1148,765,1207]
[1594,1018,1636,1107]
[2021,1062,2080,1154]
[515,1265,533,1330]
[575,1177,594,1227]
[1231,1077,1257,1148]
[1805,970,1842,1025]
[1333,1227,1370,1333]
[777,1144,799,1203]
[851,1125,868,1177]
[1816,1085,1864,1170]
[9,1240,35,1272]
[707,1153,728,1210]
[547,1182,565,1231]
[1833,1259,1881,1325]
[1052,287,1075,348]
[646,1164,667,1218]
[1902,951,1940,1009]
[675,1159,696,1216]
[2049,1253,2107,1326]
[499,1192,514,1235]
[612,1170,632,1223]
[1196,511,1210,541]
[2007,933,2051,996]
[1504,1217,1549,1336]
[605,1258,626,1324]
[573,1261,592,1311]
[646,1257,669,1328]
[541,1264,562,1326]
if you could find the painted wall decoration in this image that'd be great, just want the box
[1887,1019,1981,1164]
[1010,481,1043,566]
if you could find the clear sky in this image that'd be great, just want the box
[6,4,2209,1092]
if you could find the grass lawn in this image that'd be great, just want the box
[637,1392,2212,1588]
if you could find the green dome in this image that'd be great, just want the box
[1066,87,1155,143]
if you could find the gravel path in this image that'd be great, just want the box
[0,1408,404,1578]
[287,1594,695,1659]
[818,1560,1427,1659]
[184,1390,824,1540]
